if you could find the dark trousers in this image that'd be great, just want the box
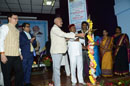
[1,56,23,86]
[82,50,90,77]
[22,53,34,84]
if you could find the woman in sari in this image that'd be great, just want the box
[94,36,101,77]
[100,30,113,77]
[113,26,129,76]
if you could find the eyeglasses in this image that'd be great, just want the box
[12,17,18,20]
[25,26,30,28]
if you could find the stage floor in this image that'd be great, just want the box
[30,67,130,86]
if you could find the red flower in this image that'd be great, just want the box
[46,57,49,60]
[106,82,113,86]
[122,83,125,86]
[90,49,94,54]
[110,83,113,86]
[86,83,92,86]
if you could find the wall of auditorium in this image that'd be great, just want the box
[114,0,130,38]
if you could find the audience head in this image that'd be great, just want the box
[68,24,76,33]
[8,13,18,26]
[22,23,30,33]
[54,17,63,27]
[116,26,122,34]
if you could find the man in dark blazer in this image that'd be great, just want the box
[20,23,37,86]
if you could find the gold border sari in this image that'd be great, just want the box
[100,37,113,77]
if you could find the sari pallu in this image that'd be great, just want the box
[113,34,129,75]
[100,37,113,77]
[94,36,101,77]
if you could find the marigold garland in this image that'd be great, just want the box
[87,17,97,85]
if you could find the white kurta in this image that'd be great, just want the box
[68,32,84,84]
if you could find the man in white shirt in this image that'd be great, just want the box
[0,13,23,86]
[78,21,89,78]
[68,24,86,86]
[50,17,85,86]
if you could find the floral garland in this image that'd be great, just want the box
[87,18,97,85]
[42,56,52,66]
[86,78,130,86]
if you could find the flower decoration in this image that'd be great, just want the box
[87,16,97,85]
[42,56,52,66]
[86,79,130,86]
[99,78,130,86]
[33,61,37,65]
[118,82,122,85]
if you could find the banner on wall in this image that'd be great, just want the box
[68,0,87,30]
[0,20,48,52]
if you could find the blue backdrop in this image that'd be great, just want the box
[0,19,48,52]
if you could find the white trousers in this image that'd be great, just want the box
[69,54,84,84]
[61,53,70,76]
[51,54,63,86]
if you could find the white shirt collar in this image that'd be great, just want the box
[81,30,88,34]
[24,31,31,39]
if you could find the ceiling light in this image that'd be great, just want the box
[46,1,52,5]
[43,0,55,6]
